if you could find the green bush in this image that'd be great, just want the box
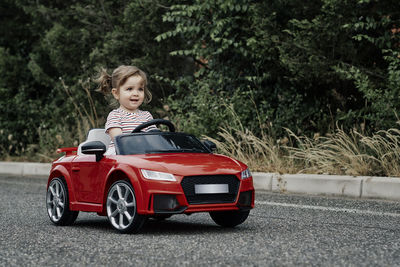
[158,0,400,138]
[1,0,400,162]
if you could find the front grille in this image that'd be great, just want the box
[181,175,240,204]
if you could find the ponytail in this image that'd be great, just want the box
[96,68,113,94]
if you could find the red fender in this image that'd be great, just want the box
[48,163,78,204]
[102,163,146,213]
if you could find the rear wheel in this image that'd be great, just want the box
[46,177,78,225]
[209,210,250,227]
[106,181,146,233]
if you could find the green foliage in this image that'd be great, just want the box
[156,0,274,136]
[157,0,400,138]
[1,0,400,161]
[0,0,186,158]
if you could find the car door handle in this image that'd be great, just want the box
[72,167,80,172]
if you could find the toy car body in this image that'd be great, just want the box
[46,120,254,233]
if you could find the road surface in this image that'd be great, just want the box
[1,175,400,266]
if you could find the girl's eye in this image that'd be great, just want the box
[139,88,144,91]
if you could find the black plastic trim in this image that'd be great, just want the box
[153,206,188,215]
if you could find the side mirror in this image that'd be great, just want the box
[202,140,217,153]
[81,141,106,161]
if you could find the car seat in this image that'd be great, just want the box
[77,128,111,155]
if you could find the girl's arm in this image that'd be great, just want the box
[108,127,123,141]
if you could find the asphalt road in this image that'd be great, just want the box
[1,175,400,266]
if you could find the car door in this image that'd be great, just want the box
[71,155,105,203]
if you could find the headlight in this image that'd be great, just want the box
[140,169,176,181]
[241,168,252,179]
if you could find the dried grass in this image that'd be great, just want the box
[204,126,294,173]
[61,77,103,142]
[286,128,377,176]
[360,128,400,177]
[206,114,400,177]
[0,79,104,162]
[203,107,296,173]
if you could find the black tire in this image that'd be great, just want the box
[106,180,147,234]
[209,210,250,227]
[46,177,79,226]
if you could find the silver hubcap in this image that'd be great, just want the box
[106,182,136,230]
[46,180,65,222]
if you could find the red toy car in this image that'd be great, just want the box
[46,119,254,233]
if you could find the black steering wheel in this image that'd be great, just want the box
[132,119,175,133]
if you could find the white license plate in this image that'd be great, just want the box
[194,184,229,194]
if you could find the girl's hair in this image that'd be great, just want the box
[96,65,152,104]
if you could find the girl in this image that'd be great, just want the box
[97,65,156,152]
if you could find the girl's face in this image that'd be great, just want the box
[112,75,145,113]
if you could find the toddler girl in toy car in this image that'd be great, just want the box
[97,65,156,154]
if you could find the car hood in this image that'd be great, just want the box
[115,153,246,177]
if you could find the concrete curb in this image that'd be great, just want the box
[253,172,400,201]
[1,162,399,201]
[0,162,52,177]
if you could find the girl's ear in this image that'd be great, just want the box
[111,88,119,100]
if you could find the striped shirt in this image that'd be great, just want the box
[105,108,156,147]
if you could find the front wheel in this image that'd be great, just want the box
[46,177,78,225]
[106,181,146,234]
[209,210,250,227]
